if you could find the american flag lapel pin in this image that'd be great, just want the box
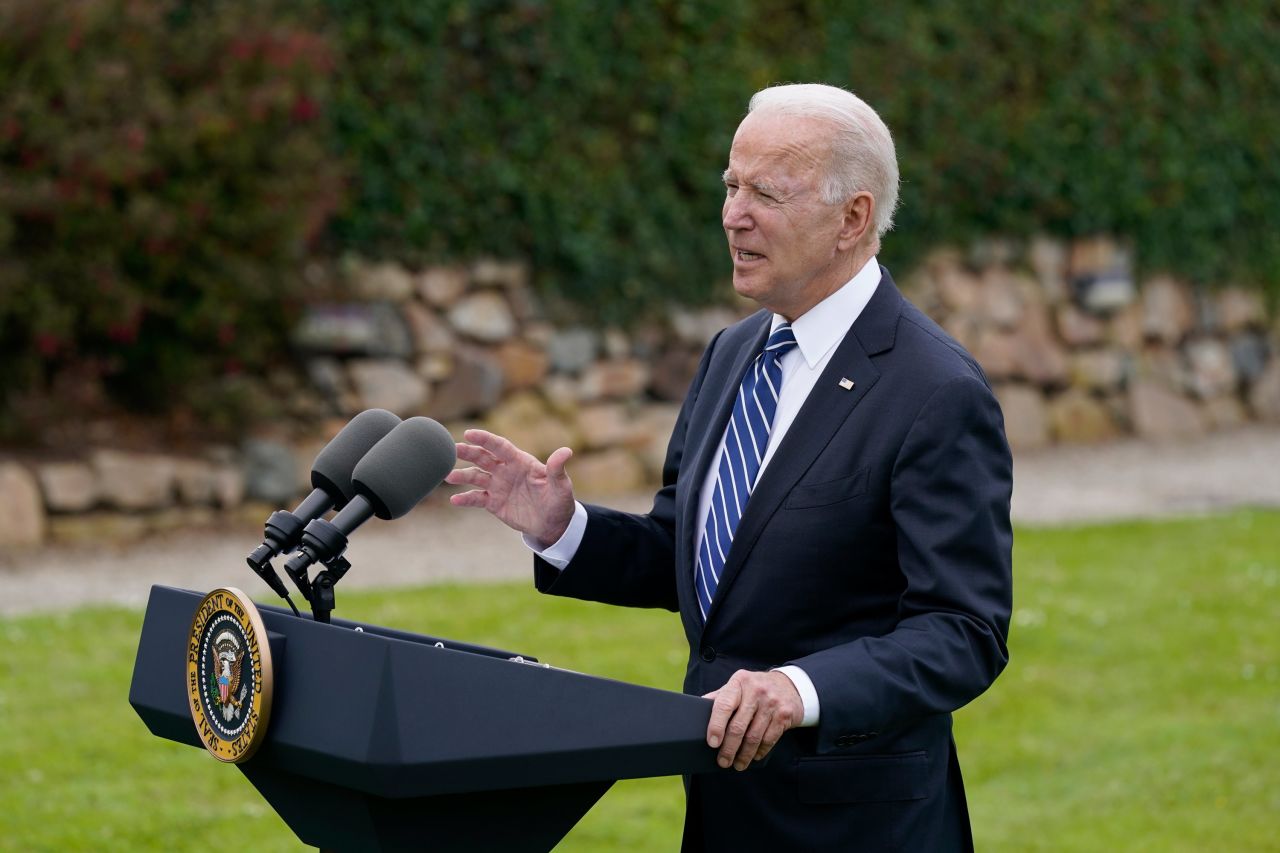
[838,377,855,390]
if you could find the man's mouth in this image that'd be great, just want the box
[734,249,764,262]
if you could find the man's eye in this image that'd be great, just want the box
[725,183,738,195]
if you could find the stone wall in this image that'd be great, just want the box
[900,237,1279,449]
[291,256,726,494]
[2,236,1278,548]
[0,257,735,548]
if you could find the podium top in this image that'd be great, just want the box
[131,585,720,798]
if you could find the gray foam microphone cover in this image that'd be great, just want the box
[352,417,457,519]
[310,408,403,507]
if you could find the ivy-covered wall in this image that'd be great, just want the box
[326,0,1280,311]
[3,0,1277,424]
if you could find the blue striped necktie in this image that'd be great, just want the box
[696,323,798,621]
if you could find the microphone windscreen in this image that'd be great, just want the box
[311,409,403,507]
[352,417,457,520]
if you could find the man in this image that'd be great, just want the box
[446,83,1013,851]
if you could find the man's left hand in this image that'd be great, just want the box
[704,670,803,771]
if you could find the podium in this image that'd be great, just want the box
[129,585,720,851]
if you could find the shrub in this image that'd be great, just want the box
[0,0,344,425]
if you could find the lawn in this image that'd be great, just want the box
[1,510,1277,851]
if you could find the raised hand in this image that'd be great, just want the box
[444,429,577,547]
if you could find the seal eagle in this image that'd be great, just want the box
[209,631,247,721]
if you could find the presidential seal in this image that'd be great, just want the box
[186,587,274,763]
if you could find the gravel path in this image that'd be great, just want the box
[3,426,1278,617]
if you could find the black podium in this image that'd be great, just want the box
[129,585,720,851]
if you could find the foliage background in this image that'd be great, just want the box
[0,0,344,425]
[325,0,1280,309]
[2,0,1277,416]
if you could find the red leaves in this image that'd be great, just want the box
[291,95,320,123]
[0,0,346,412]
[35,333,61,358]
[224,30,335,75]
[106,319,139,345]
[121,124,147,152]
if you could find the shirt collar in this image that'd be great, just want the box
[771,255,881,369]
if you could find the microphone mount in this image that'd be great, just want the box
[282,517,355,624]
[248,495,334,616]
[310,555,353,625]
[246,509,307,617]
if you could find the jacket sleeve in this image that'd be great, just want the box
[533,330,724,611]
[789,373,1014,751]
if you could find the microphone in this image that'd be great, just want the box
[283,417,457,618]
[247,408,402,608]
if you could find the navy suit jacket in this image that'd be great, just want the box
[535,269,1013,851]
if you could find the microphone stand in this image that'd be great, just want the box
[282,516,357,624]
[309,555,352,624]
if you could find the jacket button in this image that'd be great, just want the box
[700,646,716,662]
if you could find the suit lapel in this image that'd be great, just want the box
[679,313,770,613]
[704,270,903,625]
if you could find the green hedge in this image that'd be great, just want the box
[836,1,1280,289]
[3,1,1277,420]
[322,1,772,315]
[326,0,1280,310]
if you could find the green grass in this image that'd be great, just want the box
[2,510,1277,851]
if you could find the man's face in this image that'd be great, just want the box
[722,111,854,320]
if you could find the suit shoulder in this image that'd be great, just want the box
[893,299,992,390]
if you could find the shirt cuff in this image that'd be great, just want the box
[521,501,588,569]
[773,665,820,727]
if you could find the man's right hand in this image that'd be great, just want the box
[444,429,576,548]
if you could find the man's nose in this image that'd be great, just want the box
[722,193,753,231]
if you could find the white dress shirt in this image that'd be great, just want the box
[528,256,882,726]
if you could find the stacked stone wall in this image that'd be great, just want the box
[2,237,1277,548]
[901,237,1280,449]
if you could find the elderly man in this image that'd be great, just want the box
[446,83,1013,851]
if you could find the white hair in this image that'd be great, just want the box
[748,83,900,239]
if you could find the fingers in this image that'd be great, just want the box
[448,489,489,509]
[446,458,495,513]
[734,708,774,770]
[455,433,570,487]
[444,466,490,488]
[455,441,501,469]
[705,678,740,751]
[463,429,527,465]
[448,430,579,543]
[704,670,803,771]
[545,446,574,480]
[754,715,790,764]
[715,685,760,769]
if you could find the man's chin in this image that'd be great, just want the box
[731,272,767,303]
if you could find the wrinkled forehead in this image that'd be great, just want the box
[727,111,833,185]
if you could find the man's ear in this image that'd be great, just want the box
[837,192,875,251]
